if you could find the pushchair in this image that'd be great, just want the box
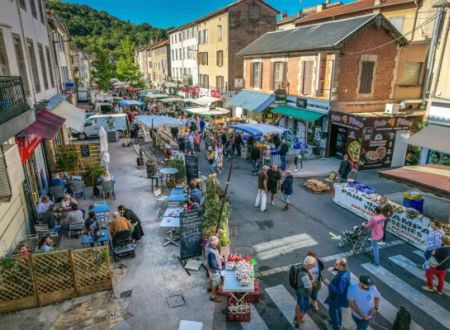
[251,159,262,176]
[110,230,136,261]
[338,223,370,254]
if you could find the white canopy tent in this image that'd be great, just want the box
[161,97,184,103]
[135,115,185,129]
[185,96,221,107]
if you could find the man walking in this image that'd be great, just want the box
[364,207,385,266]
[267,164,281,206]
[323,258,351,330]
[293,256,316,328]
[347,275,380,330]
[255,165,269,212]
[279,139,289,171]
[205,236,222,303]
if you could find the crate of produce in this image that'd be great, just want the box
[244,280,260,303]
[227,299,251,322]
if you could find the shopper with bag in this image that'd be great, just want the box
[418,220,444,269]
[423,235,450,295]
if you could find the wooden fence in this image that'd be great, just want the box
[0,246,112,313]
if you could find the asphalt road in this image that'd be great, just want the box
[196,152,450,330]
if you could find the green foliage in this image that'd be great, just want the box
[86,163,106,186]
[116,37,144,88]
[203,176,231,247]
[91,46,113,91]
[56,148,80,172]
[168,159,186,183]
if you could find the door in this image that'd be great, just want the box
[391,130,410,167]
[335,127,347,158]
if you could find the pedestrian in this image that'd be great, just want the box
[194,130,201,152]
[267,164,281,206]
[263,145,271,166]
[279,139,289,171]
[306,251,324,311]
[323,258,351,330]
[378,195,393,246]
[418,220,444,269]
[205,236,223,303]
[347,275,380,330]
[207,147,215,171]
[423,235,450,295]
[364,206,385,266]
[338,155,352,182]
[177,134,185,153]
[255,165,269,213]
[293,256,316,328]
[215,151,223,175]
[281,170,293,210]
[234,133,243,157]
[118,205,144,242]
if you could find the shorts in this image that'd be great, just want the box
[268,186,277,194]
[296,293,310,312]
[210,272,221,287]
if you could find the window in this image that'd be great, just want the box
[251,62,262,88]
[13,34,30,95]
[399,62,422,85]
[30,0,37,19]
[18,0,26,10]
[203,30,208,43]
[27,38,41,93]
[199,52,208,65]
[45,46,55,88]
[38,0,45,23]
[199,74,209,88]
[216,50,223,67]
[301,61,314,95]
[216,75,224,91]
[0,30,10,75]
[359,61,375,94]
[217,25,222,42]
[198,31,202,44]
[37,43,48,90]
[389,17,404,33]
[0,146,12,203]
[273,62,286,90]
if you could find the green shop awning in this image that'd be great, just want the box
[273,105,324,122]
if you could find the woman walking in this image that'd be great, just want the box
[281,171,293,210]
[418,220,444,269]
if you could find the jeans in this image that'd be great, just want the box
[280,155,286,171]
[328,305,343,330]
[371,239,380,264]
[382,218,389,242]
[255,189,267,212]
[352,315,369,330]
[426,267,447,293]
[423,249,432,269]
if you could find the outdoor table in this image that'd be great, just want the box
[222,269,255,304]
[167,188,187,205]
[160,216,180,247]
[160,167,179,187]
[164,207,184,218]
[81,228,110,247]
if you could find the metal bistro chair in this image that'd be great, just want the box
[68,219,84,240]
[49,185,65,202]
[154,187,168,217]
[72,180,86,199]
[98,181,116,200]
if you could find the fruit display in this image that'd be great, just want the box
[227,300,251,322]
[235,261,254,287]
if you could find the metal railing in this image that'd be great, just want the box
[0,76,29,125]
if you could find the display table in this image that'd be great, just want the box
[333,183,431,251]
[222,269,255,322]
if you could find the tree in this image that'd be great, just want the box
[115,37,144,88]
[91,46,113,91]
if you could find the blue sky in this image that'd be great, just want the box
[64,0,351,28]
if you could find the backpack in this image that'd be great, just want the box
[289,264,302,289]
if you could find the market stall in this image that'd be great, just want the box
[333,182,432,251]
[135,115,184,151]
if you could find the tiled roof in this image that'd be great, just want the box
[237,14,406,56]
[150,39,170,50]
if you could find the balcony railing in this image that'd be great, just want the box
[0,76,29,126]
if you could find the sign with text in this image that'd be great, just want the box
[180,209,203,259]
[184,155,199,184]
[333,183,430,251]
[274,89,287,104]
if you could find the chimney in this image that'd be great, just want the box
[281,11,288,19]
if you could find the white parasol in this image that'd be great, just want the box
[98,126,110,172]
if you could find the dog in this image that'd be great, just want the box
[392,306,411,330]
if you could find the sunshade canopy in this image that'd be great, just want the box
[52,101,86,132]
[272,105,324,122]
[185,96,221,106]
[407,124,450,155]
[229,123,288,137]
[227,90,275,113]
[161,97,184,103]
[25,110,65,140]
[119,100,144,106]
[135,115,184,128]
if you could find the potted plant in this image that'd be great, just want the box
[168,159,185,184]
[122,129,131,147]
[56,148,80,174]
[85,163,106,188]
[106,116,119,142]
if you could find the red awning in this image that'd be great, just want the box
[25,110,65,140]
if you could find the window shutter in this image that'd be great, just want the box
[359,61,375,94]
[250,63,254,88]
[282,62,287,85]
[259,63,263,89]
[302,61,313,95]
[0,147,12,203]
[269,62,274,90]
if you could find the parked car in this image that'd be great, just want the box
[79,114,129,140]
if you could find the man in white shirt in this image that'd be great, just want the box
[36,195,53,214]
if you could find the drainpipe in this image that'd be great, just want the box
[410,0,420,41]
[431,10,450,98]
[423,1,450,99]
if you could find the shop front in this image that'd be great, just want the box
[330,111,423,169]
[227,90,275,122]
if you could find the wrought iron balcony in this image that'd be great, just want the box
[0,76,35,142]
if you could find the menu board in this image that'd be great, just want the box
[80,144,90,157]
[360,130,396,168]
[180,209,203,260]
[185,155,199,184]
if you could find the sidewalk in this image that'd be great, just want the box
[285,157,341,178]
[0,142,215,330]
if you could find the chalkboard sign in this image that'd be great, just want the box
[80,144,90,157]
[180,209,203,260]
[185,155,199,184]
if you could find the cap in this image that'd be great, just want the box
[359,275,373,286]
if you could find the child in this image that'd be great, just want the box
[207,147,215,171]
[216,152,223,174]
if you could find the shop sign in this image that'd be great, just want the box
[428,101,450,126]
[15,134,42,163]
[296,97,307,108]
[64,80,75,90]
[274,89,287,104]
[427,150,450,166]
[333,183,430,251]
[234,78,243,88]
[331,112,364,130]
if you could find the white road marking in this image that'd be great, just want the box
[362,263,450,329]
[253,233,318,261]
[389,255,450,297]
[265,285,320,330]
[240,304,269,330]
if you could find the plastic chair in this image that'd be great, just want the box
[72,181,86,199]
[154,188,168,217]
[68,219,84,240]
[101,181,116,200]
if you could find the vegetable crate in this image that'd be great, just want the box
[244,280,260,303]
[227,298,251,322]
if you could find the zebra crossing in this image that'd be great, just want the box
[238,251,448,330]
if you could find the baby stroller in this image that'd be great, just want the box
[338,223,370,254]
[251,159,262,176]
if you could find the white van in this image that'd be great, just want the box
[80,114,129,139]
